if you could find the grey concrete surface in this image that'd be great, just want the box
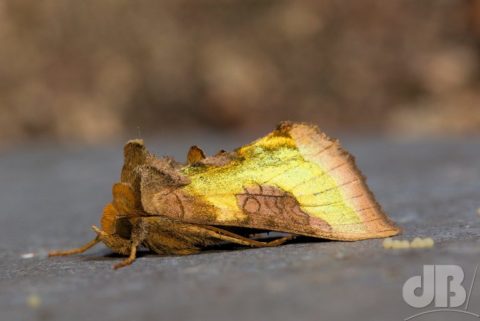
[1,134,480,321]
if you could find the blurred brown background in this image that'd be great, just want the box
[1,0,480,148]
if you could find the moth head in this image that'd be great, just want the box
[100,205,133,239]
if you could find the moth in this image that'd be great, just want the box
[49,121,400,269]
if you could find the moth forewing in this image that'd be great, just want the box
[142,121,400,240]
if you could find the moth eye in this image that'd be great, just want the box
[115,217,133,239]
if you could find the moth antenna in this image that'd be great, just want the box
[137,126,142,139]
[48,236,100,257]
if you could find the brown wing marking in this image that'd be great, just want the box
[140,165,218,223]
[236,184,332,234]
[151,188,186,220]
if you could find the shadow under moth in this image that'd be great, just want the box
[49,121,401,269]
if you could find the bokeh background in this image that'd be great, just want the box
[1,0,480,149]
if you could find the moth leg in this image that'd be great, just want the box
[200,226,296,248]
[112,218,146,269]
[262,235,296,246]
[113,240,139,270]
[48,236,101,257]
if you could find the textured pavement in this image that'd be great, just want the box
[1,134,480,321]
